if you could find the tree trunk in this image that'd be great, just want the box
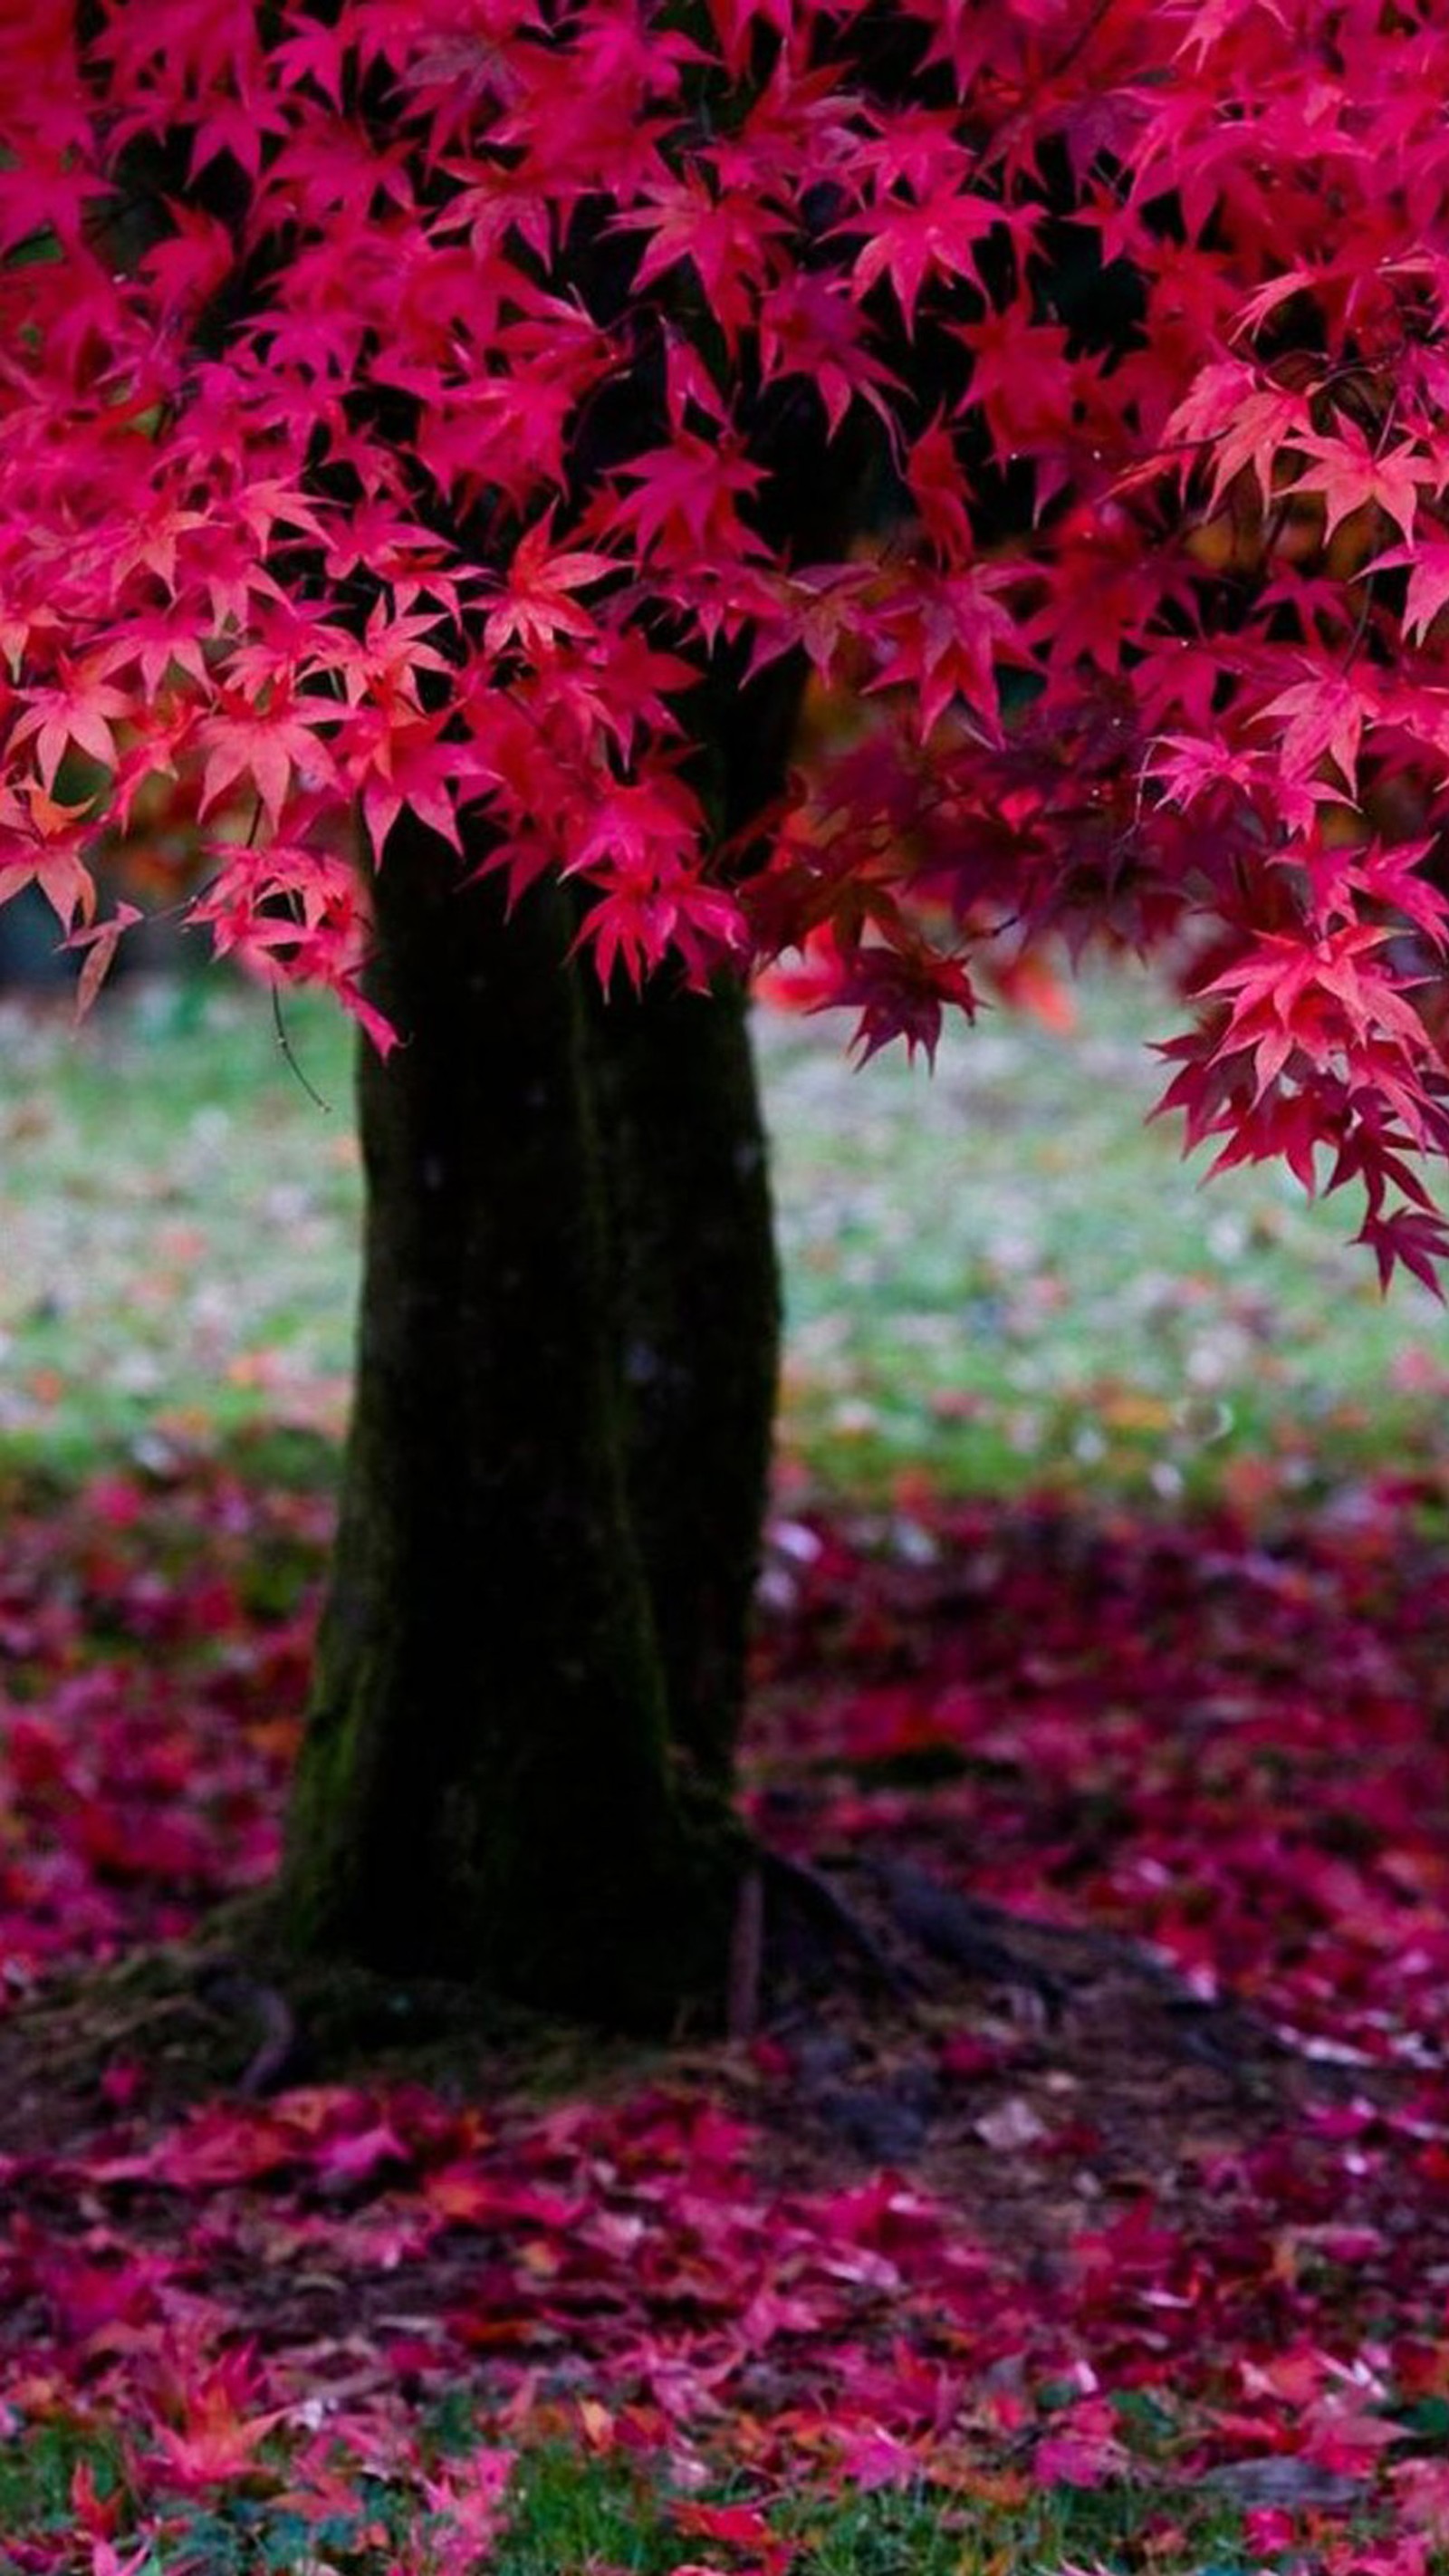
[583,969,779,1793]
[277,829,763,2028]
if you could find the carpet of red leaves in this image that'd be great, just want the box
[4,1463,1449,2571]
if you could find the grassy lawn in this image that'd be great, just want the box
[2,959,1444,1501]
[764,975,1449,1504]
[0,976,360,1473]
[0,2420,1268,2576]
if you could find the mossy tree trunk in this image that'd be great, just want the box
[581,971,779,1795]
[277,812,779,2029]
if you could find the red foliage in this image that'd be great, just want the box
[3,5,1449,1268]
[5,1469,1449,2563]
[0,1473,316,1993]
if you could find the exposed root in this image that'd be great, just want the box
[727,1863,767,2042]
[193,1962,309,2097]
[756,1847,924,2009]
[864,1858,1070,2023]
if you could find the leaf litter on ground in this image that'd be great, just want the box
[0,1465,1448,2568]
[6,970,1449,2563]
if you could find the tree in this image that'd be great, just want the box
[4,0,1449,2026]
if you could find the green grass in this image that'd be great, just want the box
[0,975,358,1475]
[760,976,1449,1503]
[3,960,1447,1501]
[0,2420,1276,2576]
[497,2448,1262,2576]
[0,2419,132,2565]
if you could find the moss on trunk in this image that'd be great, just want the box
[583,970,779,1790]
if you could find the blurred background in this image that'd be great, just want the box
[5,920,1447,1519]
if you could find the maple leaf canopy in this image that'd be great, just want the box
[4,0,1449,1279]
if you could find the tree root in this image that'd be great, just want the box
[193,1961,309,2097]
[728,1845,1269,2079]
[724,1847,925,2038]
[862,1858,1070,2023]
[729,1846,1082,2039]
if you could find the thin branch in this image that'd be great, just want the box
[272,981,333,1113]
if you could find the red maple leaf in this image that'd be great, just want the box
[1292,419,1435,544]
[484,514,620,657]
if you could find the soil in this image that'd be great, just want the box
[0,1861,1358,2343]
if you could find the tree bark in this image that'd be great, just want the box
[583,968,780,1793]
[276,808,784,2026]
